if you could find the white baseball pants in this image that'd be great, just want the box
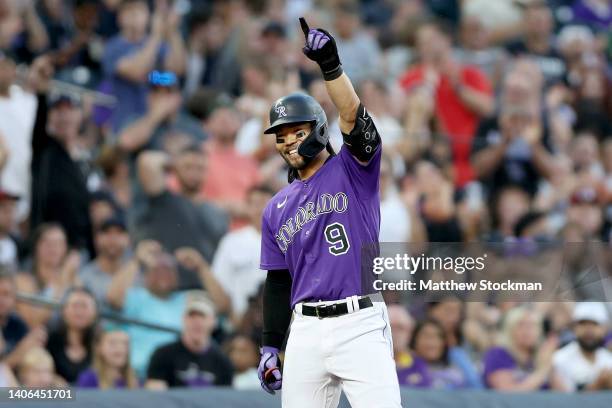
[281,297,402,408]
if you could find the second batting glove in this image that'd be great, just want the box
[258,346,282,394]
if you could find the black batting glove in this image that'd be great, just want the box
[299,17,343,81]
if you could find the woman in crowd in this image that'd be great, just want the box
[483,306,562,390]
[77,328,138,389]
[15,223,80,327]
[225,333,260,390]
[46,287,97,384]
[410,319,470,389]
[427,298,484,388]
[16,347,64,388]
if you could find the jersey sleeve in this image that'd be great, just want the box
[259,205,287,270]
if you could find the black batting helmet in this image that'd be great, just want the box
[264,92,330,160]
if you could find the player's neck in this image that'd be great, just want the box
[297,151,330,181]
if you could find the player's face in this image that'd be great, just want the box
[275,123,312,170]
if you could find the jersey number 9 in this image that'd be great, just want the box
[324,223,350,256]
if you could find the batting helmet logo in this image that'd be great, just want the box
[275,103,287,117]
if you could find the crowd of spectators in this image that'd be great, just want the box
[0,0,611,393]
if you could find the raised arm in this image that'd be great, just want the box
[299,18,359,134]
[299,18,379,163]
[115,10,165,83]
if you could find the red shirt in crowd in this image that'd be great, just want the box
[399,65,492,186]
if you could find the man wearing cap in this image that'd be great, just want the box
[146,293,233,388]
[28,55,94,256]
[116,70,206,154]
[79,217,132,309]
[552,302,612,391]
[107,242,229,377]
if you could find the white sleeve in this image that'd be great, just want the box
[211,234,234,294]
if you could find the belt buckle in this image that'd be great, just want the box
[316,305,325,319]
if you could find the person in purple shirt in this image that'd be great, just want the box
[410,319,469,390]
[257,18,401,408]
[101,0,186,132]
[482,306,563,390]
[76,328,138,389]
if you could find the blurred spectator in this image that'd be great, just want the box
[400,20,494,187]
[96,145,131,210]
[89,190,122,231]
[0,0,49,63]
[115,70,205,154]
[566,183,605,239]
[427,299,483,388]
[0,52,36,222]
[146,294,233,388]
[461,0,524,44]
[46,287,97,384]
[28,55,93,255]
[15,223,80,328]
[380,154,425,243]
[48,0,104,84]
[0,268,47,371]
[77,328,138,389]
[135,148,228,289]
[201,103,261,224]
[106,241,228,376]
[183,8,241,96]
[410,319,471,389]
[456,13,506,86]
[505,0,565,85]
[483,306,561,390]
[0,189,20,270]
[79,217,132,309]
[212,185,271,324]
[332,2,382,84]
[0,361,17,386]
[488,186,532,240]
[472,70,555,197]
[225,333,259,389]
[16,347,64,387]
[388,304,431,387]
[102,0,186,131]
[415,160,463,242]
[553,302,612,391]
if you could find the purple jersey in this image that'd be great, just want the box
[260,134,381,307]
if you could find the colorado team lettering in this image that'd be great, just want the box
[275,192,348,253]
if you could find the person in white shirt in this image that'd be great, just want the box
[212,186,273,324]
[552,302,612,391]
[0,53,36,223]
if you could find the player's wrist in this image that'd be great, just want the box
[321,63,343,81]
[261,346,280,355]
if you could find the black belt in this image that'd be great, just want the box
[301,297,373,319]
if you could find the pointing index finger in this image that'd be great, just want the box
[299,17,309,37]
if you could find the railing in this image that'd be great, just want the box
[16,292,180,335]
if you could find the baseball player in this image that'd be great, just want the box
[257,18,402,408]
